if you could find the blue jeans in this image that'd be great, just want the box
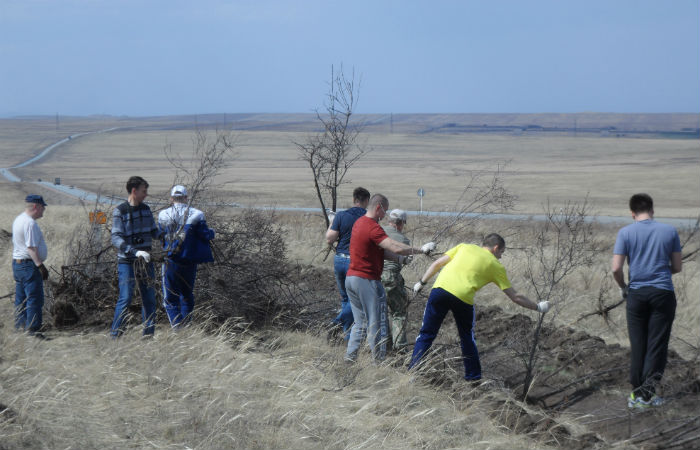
[162,259,197,328]
[409,288,481,380]
[13,260,44,332]
[332,254,354,335]
[111,262,157,337]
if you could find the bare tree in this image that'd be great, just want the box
[164,129,236,207]
[517,198,600,400]
[295,65,368,228]
[428,162,516,243]
[161,128,237,250]
[680,213,700,262]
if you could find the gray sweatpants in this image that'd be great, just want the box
[345,276,388,362]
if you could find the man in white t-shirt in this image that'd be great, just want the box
[12,194,49,337]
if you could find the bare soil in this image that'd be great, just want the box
[401,302,700,448]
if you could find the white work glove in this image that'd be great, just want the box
[398,255,413,265]
[135,250,151,263]
[620,285,629,299]
[421,242,436,254]
[413,281,425,295]
[536,301,550,313]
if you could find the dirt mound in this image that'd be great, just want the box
[413,304,700,448]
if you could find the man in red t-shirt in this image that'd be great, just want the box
[345,194,436,363]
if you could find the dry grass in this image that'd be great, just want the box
[8,125,699,217]
[1,303,567,450]
[277,208,699,359]
[1,117,699,449]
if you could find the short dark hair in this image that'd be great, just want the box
[368,193,388,210]
[126,176,149,194]
[629,193,653,214]
[482,233,506,249]
[353,187,370,204]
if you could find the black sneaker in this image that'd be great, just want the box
[30,332,50,340]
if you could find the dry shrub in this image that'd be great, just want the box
[51,219,117,327]
[50,207,337,332]
[197,208,336,328]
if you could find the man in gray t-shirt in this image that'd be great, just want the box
[612,193,682,409]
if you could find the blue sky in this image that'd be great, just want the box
[1,0,698,116]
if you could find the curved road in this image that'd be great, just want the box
[1,130,695,228]
[1,128,124,204]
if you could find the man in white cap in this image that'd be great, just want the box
[158,185,215,328]
[12,194,49,338]
[381,209,411,349]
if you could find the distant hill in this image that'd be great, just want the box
[5,112,699,137]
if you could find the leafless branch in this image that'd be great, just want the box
[295,64,368,229]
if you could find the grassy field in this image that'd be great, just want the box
[4,116,699,218]
[1,116,699,449]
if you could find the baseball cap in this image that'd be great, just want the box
[25,194,47,206]
[171,185,188,197]
[389,209,407,222]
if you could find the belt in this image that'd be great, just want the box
[336,253,350,258]
[13,258,32,264]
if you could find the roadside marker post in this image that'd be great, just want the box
[417,187,425,215]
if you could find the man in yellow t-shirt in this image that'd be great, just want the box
[408,233,550,380]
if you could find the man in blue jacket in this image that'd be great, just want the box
[158,185,215,328]
[325,187,370,338]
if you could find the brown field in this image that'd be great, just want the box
[2,115,699,218]
[1,115,699,449]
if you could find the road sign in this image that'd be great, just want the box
[417,188,425,197]
[89,211,107,224]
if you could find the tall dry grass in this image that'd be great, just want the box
[1,181,698,449]
[1,302,572,450]
[278,208,699,360]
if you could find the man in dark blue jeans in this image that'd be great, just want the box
[612,193,682,409]
[111,176,161,338]
[325,187,370,338]
[12,195,50,338]
[158,185,215,328]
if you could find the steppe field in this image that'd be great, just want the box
[0,115,699,449]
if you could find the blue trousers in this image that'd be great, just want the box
[111,262,157,337]
[162,259,197,328]
[13,260,44,332]
[332,254,354,336]
[409,288,481,380]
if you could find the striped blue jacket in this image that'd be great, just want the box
[111,202,161,263]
